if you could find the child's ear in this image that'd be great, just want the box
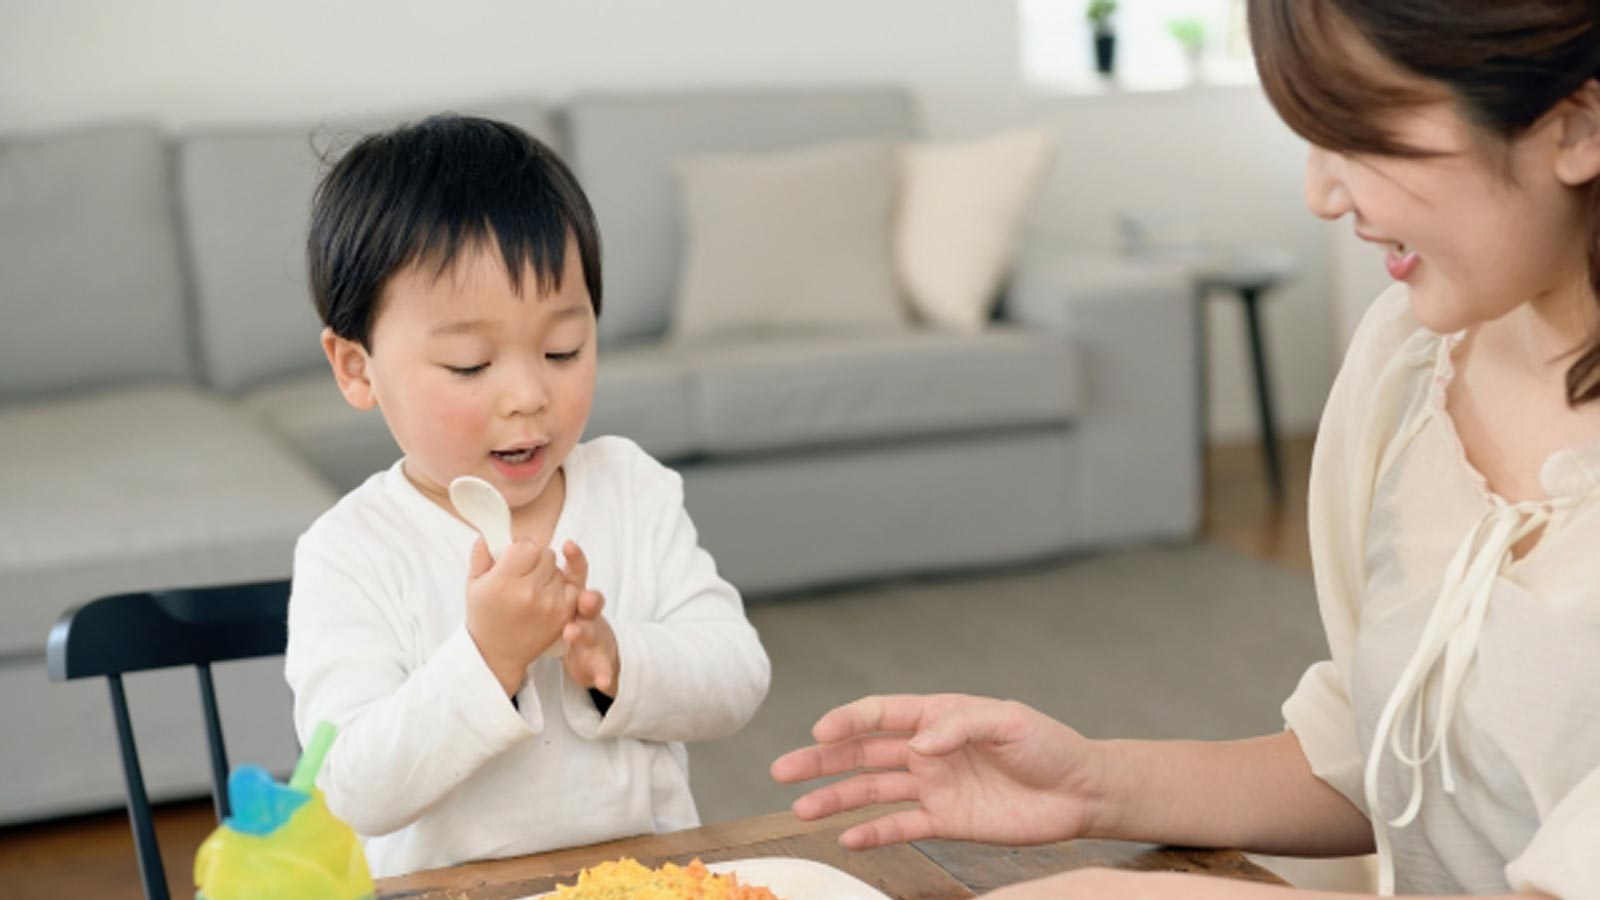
[1552,79,1600,186]
[321,327,378,411]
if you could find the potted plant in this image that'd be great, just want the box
[1167,16,1206,82]
[1087,0,1118,75]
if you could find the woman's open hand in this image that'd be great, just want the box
[770,694,1110,850]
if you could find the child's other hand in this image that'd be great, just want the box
[466,537,577,696]
[559,541,621,696]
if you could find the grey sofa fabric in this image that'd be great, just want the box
[243,371,400,492]
[0,385,329,826]
[2,655,298,822]
[567,89,917,346]
[178,131,337,391]
[0,125,192,397]
[247,328,1083,486]
[1008,253,1201,542]
[584,343,700,463]
[684,428,1083,594]
[179,102,563,392]
[244,343,701,493]
[685,328,1081,455]
[0,385,335,658]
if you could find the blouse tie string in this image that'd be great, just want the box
[1363,499,1562,895]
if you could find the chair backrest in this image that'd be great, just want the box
[46,580,290,900]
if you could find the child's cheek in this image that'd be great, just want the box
[429,384,492,451]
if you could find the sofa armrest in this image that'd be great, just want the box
[1006,251,1201,543]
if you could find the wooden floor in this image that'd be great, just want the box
[1202,434,1313,576]
[0,435,1315,900]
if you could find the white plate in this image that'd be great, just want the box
[519,856,891,900]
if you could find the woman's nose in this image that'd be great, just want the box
[1304,146,1354,220]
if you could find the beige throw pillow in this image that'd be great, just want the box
[672,140,909,340]
[897,130,1054,331]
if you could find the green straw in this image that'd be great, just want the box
[290,721,337,793]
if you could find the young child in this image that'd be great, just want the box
[283,115,770,879]
[772,2,1600,898]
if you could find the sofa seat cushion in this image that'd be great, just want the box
[585,344,698,462]
[244,371,399,493]
[0,386,336,658]
[246,347,697,491]
[687,327,1082,456]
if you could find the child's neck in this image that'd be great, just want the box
[508,468,566,547]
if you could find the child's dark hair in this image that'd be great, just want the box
[1249,0,1600,407]
[307,114,602,349]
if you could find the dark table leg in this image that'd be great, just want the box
[1194,285,1211,513]
[1240,287,1284,501]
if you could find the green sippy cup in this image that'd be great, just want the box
[194,721,374,900]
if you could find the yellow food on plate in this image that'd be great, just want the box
[551,857,781,900]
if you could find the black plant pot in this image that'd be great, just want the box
[1094,32,1117,75]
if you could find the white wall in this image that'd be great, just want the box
[1022,85,1338,442]
[0,0,1022,134]
[1,0,1337,443]
[1331,221,1394,353]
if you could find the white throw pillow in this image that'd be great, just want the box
[672,140,909,341]
[896,130,1054,331]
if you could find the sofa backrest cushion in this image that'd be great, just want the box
[177,100,562,393]
[0,124,193,398]
[565,88,918,347]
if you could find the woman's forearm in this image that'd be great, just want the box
[1088,731,1375,857]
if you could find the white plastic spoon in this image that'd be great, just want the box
[449,475,513,560]
[449,475,565,658]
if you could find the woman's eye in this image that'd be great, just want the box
[444,363,488,377]
[547,349,582,363]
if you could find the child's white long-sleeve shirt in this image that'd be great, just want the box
[1285,284,1600,897]
[283,436,770,878]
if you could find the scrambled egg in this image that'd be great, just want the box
[551,857,781,900]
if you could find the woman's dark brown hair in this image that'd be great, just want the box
[1249,0,1600,406]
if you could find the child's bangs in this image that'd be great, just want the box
[409,212,574,301]
[377,115,602,307]
[1249,0,1440,159]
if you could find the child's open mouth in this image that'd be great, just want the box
[490,444,546,479]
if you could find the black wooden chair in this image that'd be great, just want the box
[45,579,291,900]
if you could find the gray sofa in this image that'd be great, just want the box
[0,87,1199,824]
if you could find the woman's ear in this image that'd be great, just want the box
[1553,79,1600,186]
[322,327,378,410]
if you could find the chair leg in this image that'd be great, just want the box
[197,663,231,822]
[108,674,171,900]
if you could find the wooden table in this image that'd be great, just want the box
[376,808,1287,899]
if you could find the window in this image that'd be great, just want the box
[1019,0,1253,92]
